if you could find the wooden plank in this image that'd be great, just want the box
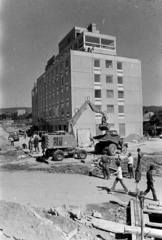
[143,213,149,226]
[145,221,162,229]
[91,218,125,234]
[133,199,141,226]
[143,208,162,214]
[147,205,162,211]
[146,202,162,207]
[124,225,162,238]
[130,199,138,240]
[130,199,135,226]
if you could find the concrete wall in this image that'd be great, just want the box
[70,51,96,136]
[70,50,143,138]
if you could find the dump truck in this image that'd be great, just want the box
[93,130,128,156]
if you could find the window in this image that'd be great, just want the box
[49,108,51,117]
[107,105,114,113]
[94,74,100,83]
[118,91,124,99]
[60,63,63,72]
[118,76,123,84]
[61,75,64,86]
[105,60,113,68]
[95,105,101,111]
[66,83,69,91]
[94,59,100,68]
[106,90,114,98]
[85,36,100,44]
[56,66,58,75]
[119,123,125,137]
[85,36,100,47]
[118,105,124,113]
[106,75,113,83]
[65,59,68,69]
[117,62,123,70]
[95,90,101,98]
[66,99,69,107]
[101,39,115,50]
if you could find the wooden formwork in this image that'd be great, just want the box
[130,198,162,240]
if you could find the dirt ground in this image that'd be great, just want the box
[0,124,162,240]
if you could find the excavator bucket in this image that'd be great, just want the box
[99,123,110,131]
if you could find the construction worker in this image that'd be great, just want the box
[109,161,129,194]
[99,150,111,180]
[101,113,107,125]
[143,165,159,201]
[34,134,39,153]
[127,152,134,178]
[135,148,142,182]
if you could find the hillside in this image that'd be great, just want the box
[0,107,32,114]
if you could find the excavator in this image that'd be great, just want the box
[68,97,110,135]
[41,97,127,161]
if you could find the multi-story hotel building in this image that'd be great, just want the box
[32,23,143,138]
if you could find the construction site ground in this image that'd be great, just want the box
[0,124,162,240]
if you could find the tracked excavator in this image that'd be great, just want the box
[41,97,127,160]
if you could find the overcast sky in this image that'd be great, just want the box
[0,0,162,108]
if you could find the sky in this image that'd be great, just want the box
[0,0,162,108]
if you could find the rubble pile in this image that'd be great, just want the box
[0,200,64,240]
[0,199,129,240]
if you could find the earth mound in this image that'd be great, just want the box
[125,133,142,142]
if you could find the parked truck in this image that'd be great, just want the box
[93,130,128,156]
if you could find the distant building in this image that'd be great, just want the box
[32,23,143,138]
[17,109,26,116]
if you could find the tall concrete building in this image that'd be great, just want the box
[32,23,143,138]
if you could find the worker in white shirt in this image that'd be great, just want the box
[109,161,129,194]
[127,152,134,179]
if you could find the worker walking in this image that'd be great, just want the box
[135,148,142,183]
[99,150,111,179]
[127,152,134,178]
[109,161,129,194]
[143,165,159,201]
[34,134,39,153]
[29,135,34,154]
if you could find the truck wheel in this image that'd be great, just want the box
[108,144,117,156]
[122,146,127,154]
[95,143,103,154]
[77,149,87,159]
[53,150,64,161]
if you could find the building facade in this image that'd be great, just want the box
[32,23,143,138]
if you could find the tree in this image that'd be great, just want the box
[150,111,162,126]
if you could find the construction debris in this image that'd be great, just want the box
[92,210,102,219]
[49,204,83,220]
[0,200,64,240]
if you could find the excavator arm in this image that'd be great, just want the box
[68,97,110,135]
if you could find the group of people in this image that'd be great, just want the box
[28,134,40,154]
[99,148,159,201]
